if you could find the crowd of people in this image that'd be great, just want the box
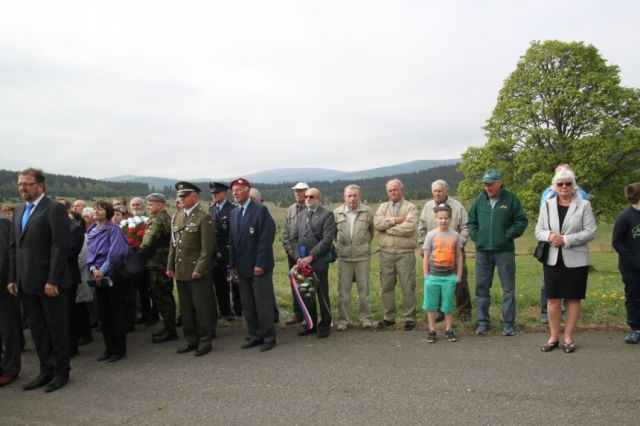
[0,166,638,393]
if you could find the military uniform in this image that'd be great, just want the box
[138,209,176,340]
[167,200,217,351]
[209,199,238,318]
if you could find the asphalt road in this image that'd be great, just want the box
[2,325,639,425]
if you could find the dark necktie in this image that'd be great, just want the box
[215,204,221,218]
[21,203,34,232]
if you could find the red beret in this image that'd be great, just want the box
[230,178,251,189]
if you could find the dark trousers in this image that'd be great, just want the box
[455,251,472,315]
[96,276,127,357]
[239,272,276,344]
[213,263,232,317]
[22,289,70,378]
[0,292,21,375]
[622,267,640,330]
[288,255,304,320]
[302,268,331,332]
[67,281,79,355]
[75,302,93,341]
[177,276,216,348]
[133,270,155,321]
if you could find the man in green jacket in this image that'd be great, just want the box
[467,169,528,336]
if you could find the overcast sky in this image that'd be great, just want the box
[1,1,638,180]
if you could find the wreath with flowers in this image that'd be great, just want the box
[120,216,149,248]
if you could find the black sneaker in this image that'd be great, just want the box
[445,329,458,342]
[625,330,640,344]
[426,331,437,343]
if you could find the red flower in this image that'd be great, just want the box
[301,265,314,277]
[127,237,135,244]
[133,240,141,248]
[136,230,145,237]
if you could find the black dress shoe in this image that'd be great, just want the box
[152,330,178,343]
[23,373,53,391]
[298,328,317,336]
[260,341,276,352]
[317,329,330,338]
[404,321,416,331]
[176,342,198,354]
[144,317,159,327]
[97,353,111,362]
[44,375,68,393]
[107,354,124,363]
[377,319,396,329]
[241,339,263,349]
[152,328,165,338]
[194,346,212,357]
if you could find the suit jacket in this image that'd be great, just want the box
[228,201,276,279]
[68,220,85,286]
[0,217,10,289]
[290,205,336,270]
[535,195,596,268]
[209,200,235,260]
[10,195,71,295]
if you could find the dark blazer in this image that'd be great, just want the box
[0,217,10,288]
[68,220,85,286]
[290,205,336,270]
[10,196,71,295]
[209,200,235,260]
[228,201,276,279]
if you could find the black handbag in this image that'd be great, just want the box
[534,202,550,263]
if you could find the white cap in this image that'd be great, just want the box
[291,182,309,190]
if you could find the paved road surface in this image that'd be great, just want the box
[1,326,639,425]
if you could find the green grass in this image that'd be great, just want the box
[267,201,627,335]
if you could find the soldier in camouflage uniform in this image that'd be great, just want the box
[137,193,177,343]
[167,182,217,357]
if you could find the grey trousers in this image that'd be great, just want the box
[379,251,416,322]
[337,259,372,324]
[177,276,216,348]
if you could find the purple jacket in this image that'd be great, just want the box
[86,221,129,276]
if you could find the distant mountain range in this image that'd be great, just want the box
[105,159,459,190]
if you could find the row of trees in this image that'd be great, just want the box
[0,165,462,207]
[0,170,150,202]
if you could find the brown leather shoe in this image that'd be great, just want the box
[0,373,18,387]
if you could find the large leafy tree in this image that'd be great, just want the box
[458,40,640,219]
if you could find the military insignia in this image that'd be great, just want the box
[249,227,255,234]
[500,205,508,209]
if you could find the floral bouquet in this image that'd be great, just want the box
[121,216,149,248]
[289,265,321,330]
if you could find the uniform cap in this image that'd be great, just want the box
[209,182,230,193]
[175,181,202,196]
[146,193,166,203]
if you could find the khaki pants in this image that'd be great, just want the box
[337,259,372,324]
[379,251,416,322]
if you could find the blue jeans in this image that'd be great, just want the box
[475,250,516,327]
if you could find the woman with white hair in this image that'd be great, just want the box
[535,169,596,353]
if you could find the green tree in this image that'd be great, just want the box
[458,40,640,218]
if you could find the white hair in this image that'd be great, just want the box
[386,178,404,189]
[551,169,577,187]
[431,179,449,192]
[82,207,94,216]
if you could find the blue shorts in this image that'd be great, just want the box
[423,274,457,314]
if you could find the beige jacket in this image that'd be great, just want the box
[282,202,304,257]
[334,203,374,261]
[374,199,418,253]
[418,197,469,247]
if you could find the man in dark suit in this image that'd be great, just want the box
[290,188,337,338]
[0,216,20,387]
[228,178,277,352]
[7,168,71,393]
[208,182,239,320]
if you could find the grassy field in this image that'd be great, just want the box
[264,200,628,335]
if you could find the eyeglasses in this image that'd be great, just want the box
[18,182,37,187]
[305,195,316,199]
[556,182,573,187]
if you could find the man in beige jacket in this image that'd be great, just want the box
[374,178,418,330]
[334,185,375,330]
